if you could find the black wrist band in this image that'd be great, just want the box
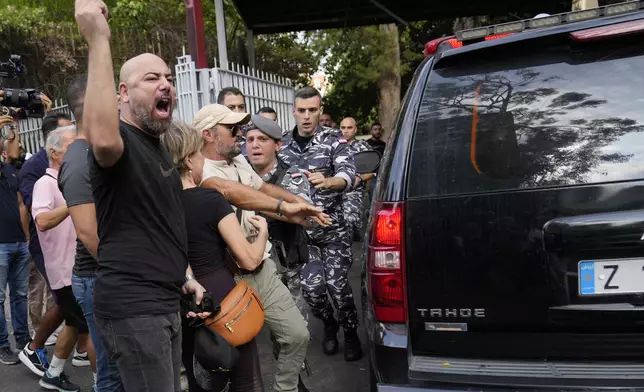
[276,199,284,216]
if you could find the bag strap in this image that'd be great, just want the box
[232,164,244,224]
[227,164,246,277]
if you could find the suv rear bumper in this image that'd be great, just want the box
[377,386,453,392]
[409,355,644,389]
[368,321,410,386]
[368,320,644,390]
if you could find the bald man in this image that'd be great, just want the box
[340,117,374,240]
[75,1,328,390]
[76,2,205,390]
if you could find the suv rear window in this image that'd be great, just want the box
[408,41,644,198]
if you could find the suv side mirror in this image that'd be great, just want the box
[355,150,381,174]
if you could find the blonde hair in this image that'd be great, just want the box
[161,121,204,174]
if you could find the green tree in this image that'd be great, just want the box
[1,0,321,99]
[314,20,454,134]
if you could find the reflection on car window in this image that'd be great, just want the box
[409,47,644,197]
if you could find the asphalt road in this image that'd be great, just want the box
[0,242,370,392]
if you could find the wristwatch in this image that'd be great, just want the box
[276,199,284,216]
[185,274,195,283]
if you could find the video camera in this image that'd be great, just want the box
[0,55,45,119]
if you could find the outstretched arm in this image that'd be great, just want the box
[201,177,330,226]
[76,0,123,168]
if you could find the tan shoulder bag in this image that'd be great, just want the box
[205,279,265,347]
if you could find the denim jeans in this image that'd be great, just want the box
[96,312,182,392]
[71,274,122,392]
[0,242,30,348]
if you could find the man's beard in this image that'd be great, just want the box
[217,142,242,161]
[131,101,171,137]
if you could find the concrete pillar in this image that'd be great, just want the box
[572,0,599,11]
[246,29,256,69]
[214,0,228,69]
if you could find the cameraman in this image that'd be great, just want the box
[0,89,20,163]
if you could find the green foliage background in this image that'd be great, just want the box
[0,0,321,99]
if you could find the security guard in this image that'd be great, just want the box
[340,117,374,241]
[246,114,312,321]
[279,87,362,362]
[246,114,313,392]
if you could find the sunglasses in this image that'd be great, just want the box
[221,124,242,135]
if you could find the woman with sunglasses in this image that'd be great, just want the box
[161,121,266,392]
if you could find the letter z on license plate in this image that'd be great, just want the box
[579,258,644,296]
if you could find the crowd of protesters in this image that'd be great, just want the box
[0,1,387,391]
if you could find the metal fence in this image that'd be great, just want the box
[18,100,74,155]
[174,55,296,130]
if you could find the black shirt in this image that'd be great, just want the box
[293,128,314,151]
[89,121,188,319]
[366,138,386,156]
[58,138,98,277]
[182,187,233,278]
[0,162,25,243]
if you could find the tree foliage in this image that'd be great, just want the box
[313,20,456,132]
[1,0,321,98]
[0,3,79,97]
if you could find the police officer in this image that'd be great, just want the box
[246,114,313,392]
[246,114,311,324]
[279,87,362,362]
[340,117,375,241]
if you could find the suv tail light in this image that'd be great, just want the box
[367,202,406,323]
[424,33,514,56]
[424,36,462,56]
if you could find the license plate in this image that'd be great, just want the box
[579,258,644,296]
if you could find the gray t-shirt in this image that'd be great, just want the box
[58,138,98,277]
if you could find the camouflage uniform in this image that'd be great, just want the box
[279,126,358,331]
[262,158,312,326]
[343,139,372,236]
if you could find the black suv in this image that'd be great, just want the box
[363,3,644,391]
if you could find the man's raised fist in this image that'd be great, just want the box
[75,0,111,43]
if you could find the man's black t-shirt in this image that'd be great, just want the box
[181,187,233,278]
[58,138,98,277]
[89,121,188,319]
[0,162,25,243]
[293,128,314,151]
[366,138,386,156]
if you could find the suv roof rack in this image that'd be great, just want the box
[455,0,643,41]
